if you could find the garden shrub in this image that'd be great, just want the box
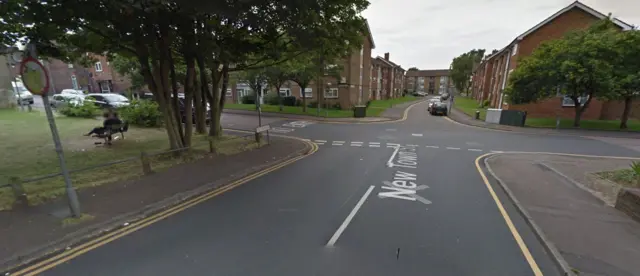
[307,101,319,108]
[282,96,297,106]
[241,94,255,105]
[59,101,101,118]
[119,99,163,127]
[265,93,280,105]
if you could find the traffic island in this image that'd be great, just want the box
[0,136,312,273]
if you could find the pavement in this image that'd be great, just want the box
[0,134,310,272]
[6,95,640,276]
[486,153,640,276]
[448,103,640,139]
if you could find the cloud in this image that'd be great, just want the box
[363,0,640,69]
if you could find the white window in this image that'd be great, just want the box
[237,88,251,97]
[562,95,590,107]
[95,62,103,72]
[225,88,232,97]
[512,43,518,56]
[325,88,338,98]
[301,87,313,98]
[71,75,78,89]
[279,88,291,97]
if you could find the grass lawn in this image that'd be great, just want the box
[225,96,418,118]
[596,169,639,188]
[525,117,640,131]
[453,97,487,120]
[0,109,262,210]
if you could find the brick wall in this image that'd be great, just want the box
[507,97,604,120]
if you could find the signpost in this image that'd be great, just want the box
[21,44,81,217]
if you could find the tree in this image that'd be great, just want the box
[110,54,145,91]
[289,58,317,113]
[507,19,618,127]
[264,65,291,111]
[407,67,419,71]
[450,49,485,96]
[610,27,640,129]
[241,68,268,110]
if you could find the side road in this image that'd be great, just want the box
[485,153,640,276]
[223,98,427,123]
[448,106,640,139]
[0,136,310,272]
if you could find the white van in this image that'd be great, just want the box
[12,82,34,105]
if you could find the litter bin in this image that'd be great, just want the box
[353,105,367,118]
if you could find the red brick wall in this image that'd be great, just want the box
[601,100,640,120]
[508,97,604,120]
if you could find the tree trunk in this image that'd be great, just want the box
[205,61,222,137]
[209,64,228,138]
[195,55,208,133]
[301,86,307,112]
[168,50,185,146]
[276,84,283,111]
[183,56,196,146]
[621,96,632,129]
[193,75,205,133]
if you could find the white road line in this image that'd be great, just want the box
[314,140,327,143]
[332,143,344,146]
[387,143,400,147]
[406,144,419,147]
[412,133,423,137]
[301,139,310,142]
[446,147,461,150]
[326,185,375,247]
[351,141,363,144]
[316,143,325,145]
[369,144,381,147]
[491,150,504,153]
[369,142,380,145]
[386,145,400,167]
[350,144,363,147]
[425,145,439,148]
[468,149,483,152]
[334,141,346,143]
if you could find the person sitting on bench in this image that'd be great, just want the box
[84,111,122,137]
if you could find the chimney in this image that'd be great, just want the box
[384,52,389,61]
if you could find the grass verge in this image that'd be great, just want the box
[62,213,96,227]
[0,109,264,210]
[224,96,418,118]
[453,97,487,120]
[596,169,640,188]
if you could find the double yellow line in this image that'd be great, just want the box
[11,140,318,276]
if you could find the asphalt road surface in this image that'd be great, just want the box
[38,97,639,276]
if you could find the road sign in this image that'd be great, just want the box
[19,56,50,95]
[256,125,271,133]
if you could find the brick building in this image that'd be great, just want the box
[405,69,452,95]
[369,53,405,100]
[87,55,133,93]
[226,20,376,109]
[470,1,634,120]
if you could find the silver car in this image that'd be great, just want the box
[50,94,84,109]
[12,83,34,105]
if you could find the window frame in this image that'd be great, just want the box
[279,88,291,97]
[95,62,103,72]
[324,88,339,98]
[301,87,313,98]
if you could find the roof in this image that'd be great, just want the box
[364,19,375,49]
[405,69,450,77]
[517,1,633,40]
[373,56,404,71]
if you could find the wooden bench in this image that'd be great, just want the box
[94,121,129,145]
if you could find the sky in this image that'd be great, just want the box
[363,0,640,70]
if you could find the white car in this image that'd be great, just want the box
[50,94,85,109]
[12,82,34,105]
[61,89,85,96]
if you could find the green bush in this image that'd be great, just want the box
[265,93,280,105]
[241,94,255,105]
[119,99,163,127]
[59,101,101,118]
[282,96,297,106]
[295,98,303,106]
[307,101,319,108]
[482,100,490,108]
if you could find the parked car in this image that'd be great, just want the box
[440,93,451,101]
[137,93,210,123]
[85,93,130,109]
[12,83,34,105]
[60,89,85,96]
[50,93,85,109]
[427,98,441,112]
[413,91,427,97]
[430,101,448,116]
